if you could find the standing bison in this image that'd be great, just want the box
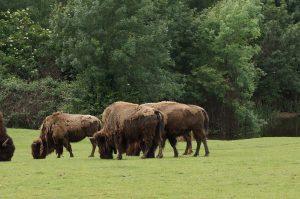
[31,112,101,159]
[0,112,15,161]
[93,101,164,160]
[144,101,210,158]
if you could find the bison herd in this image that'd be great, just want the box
[0,101,210,161]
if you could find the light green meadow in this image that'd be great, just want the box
[0,129,299,199]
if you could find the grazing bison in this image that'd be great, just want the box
[31,112,101,159]
[144,101,210,158]
[0,112,15,161]
[93,101,164,160]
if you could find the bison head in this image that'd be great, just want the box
[94,131,115,159]
[31,138,47,159]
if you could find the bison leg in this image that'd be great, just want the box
[183,132,193,155]
[63,139,74,158]
[156,136,166,158]
[53,138,64,158]
[193,130,203,157]
[141,139,153,159]
[168,136,179,158]
[114,134,123,160]
[203,138,209,156]
[89,138,96,157]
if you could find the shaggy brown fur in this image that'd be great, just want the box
[126,141,142,156]
[94,101,164,160]
[31,112,100,159]
[0,112,15,161]
[144,101,210,158]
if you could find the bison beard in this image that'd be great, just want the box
[94,102,164,160]
[31,112,101,159]
[0,112,15,161]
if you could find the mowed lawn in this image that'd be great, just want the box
[0,129,299,199]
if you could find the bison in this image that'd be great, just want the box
[0,112,15,161]
[143,101,210,158]
[31,112,101,159]
[93,101,164,160]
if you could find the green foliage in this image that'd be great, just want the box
[51,0,183,113]
[286,0,300,22]
[255,2,300,112]
[0,0,63,27]
[165,1,199,74]
[185,0,264,137]
[0,77,69,128]
[0,9,53,80]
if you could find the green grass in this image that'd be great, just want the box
[1,129,299,199]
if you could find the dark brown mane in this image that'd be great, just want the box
[0,112,15,161]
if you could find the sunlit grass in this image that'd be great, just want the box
[0,129,299,198]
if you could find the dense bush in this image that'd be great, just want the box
[0,77,69,129]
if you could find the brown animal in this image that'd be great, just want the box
[0,112,15,161]
[144,101,210,158]
[93,101,164,160]
[126,141,142,156]
[31,112,101,159]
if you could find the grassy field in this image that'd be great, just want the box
[0,129,299,199]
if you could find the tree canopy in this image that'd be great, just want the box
[0,0,299,137]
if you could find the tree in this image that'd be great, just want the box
[0,9,56,80]
[255,2,300,112]
[185,0,264,137]
[51,0,183,114]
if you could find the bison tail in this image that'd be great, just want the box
[201,109,209,134]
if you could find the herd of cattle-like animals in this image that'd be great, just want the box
[0,101,210,161]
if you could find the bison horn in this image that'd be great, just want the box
[2,138,9,147]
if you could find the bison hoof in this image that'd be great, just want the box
[182,152,188,155]
[117,156,122,160]
[156,154,163,159]
[88,155,94,158]
[205,153,210,157]
[193,154,199,157]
